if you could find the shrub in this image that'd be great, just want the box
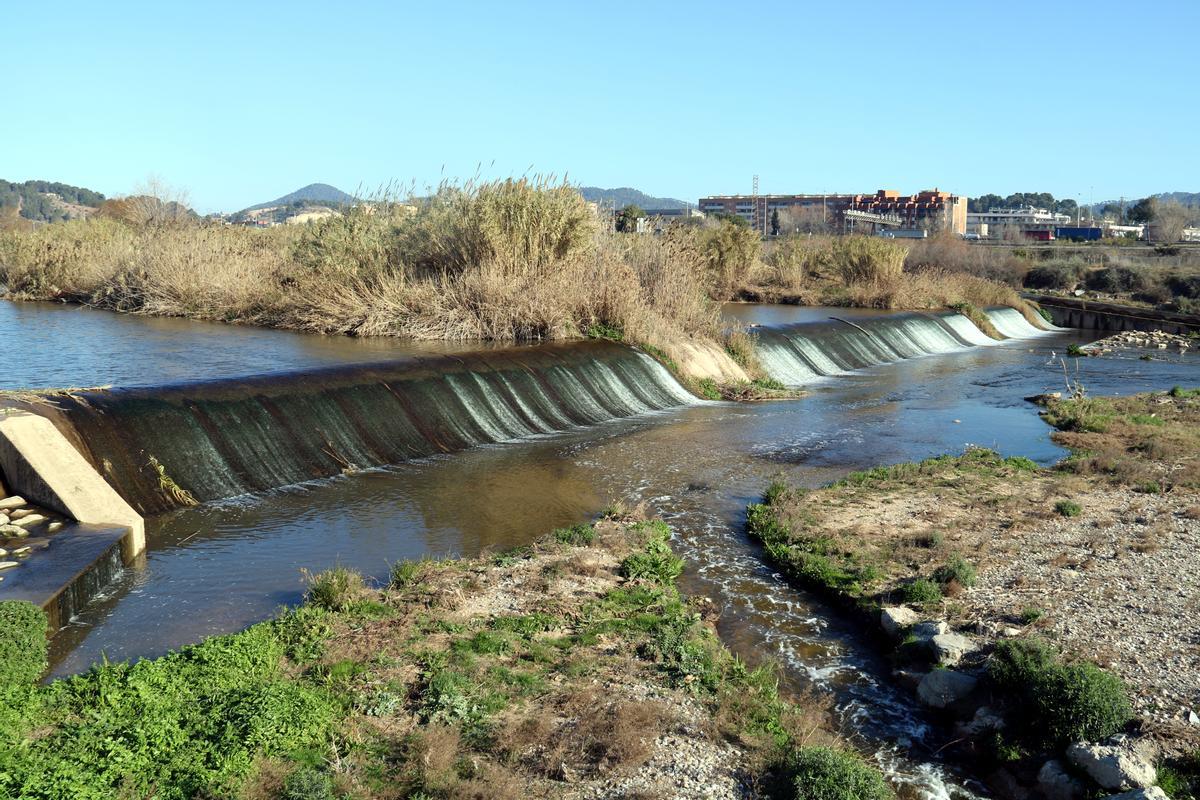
[304,566,365,612]
[390,560,424,588]
[1024,264,1081,291]
[282,768,335,800]
[988,638,1132,747]
[620,538,683,585]
[784,745,895,800]
[0,601,48,690]
[933,555,977,588]
[831,236,907,284]
[1055,500,1082,517]
[900,579,943,605]
[553,523,596,546]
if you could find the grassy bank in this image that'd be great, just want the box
[0,514,893,799]
[746,387,1200,794]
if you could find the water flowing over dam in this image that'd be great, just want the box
[751,307,1050,386]
[37,340,696,515]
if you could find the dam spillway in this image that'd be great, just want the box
[751,307,1052,386]
[33,340,697,515]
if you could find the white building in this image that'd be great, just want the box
[966,206,1071,236]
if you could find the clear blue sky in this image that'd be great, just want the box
[4,0,1197,213]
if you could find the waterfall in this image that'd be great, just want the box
[753,309,1047,387]
[42,341,697,514]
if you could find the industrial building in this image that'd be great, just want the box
[965,206,1072,238]
[698,189,968,236]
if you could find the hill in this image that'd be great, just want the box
[0,179,105,223]
[578,186,688,210]
[243,183,357,212]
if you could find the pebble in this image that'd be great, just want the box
[10,514,47,528]
[0,497,25,511]
[0,561,18,571]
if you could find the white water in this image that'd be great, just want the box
[985,306,1055,339]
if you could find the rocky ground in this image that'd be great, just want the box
[1081,329,1195,356]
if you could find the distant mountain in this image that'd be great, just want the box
[578,186,688,211]
[1091,192,1199,212]
[0,178,105,223]
[243,183,357,212]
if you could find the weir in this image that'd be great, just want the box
[27,340,697,515]
[752,307,1053,386]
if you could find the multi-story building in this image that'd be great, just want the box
[699,189,967,236]
[966,207,1071,238]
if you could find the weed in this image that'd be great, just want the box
[1019,607,1044,624]
[900,579,943,606]
[1055,500,1083,517]
[303,566,365,612]
[933,555,976,589]
[695,377,722,401]
[782,745,895,800]
[553,523,596,546]
[1066,343,1086,357]
[282,768,334,800]
[390,559,426,588]
[0,601,47,690]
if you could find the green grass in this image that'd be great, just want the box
[783,745,895,800]
[553,523,596,546]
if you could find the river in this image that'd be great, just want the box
[5,298,1199,797]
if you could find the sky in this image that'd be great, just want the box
[4,0,1197,213]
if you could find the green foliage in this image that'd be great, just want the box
[695,377,722,400]
[0,601,48,690]
[0,179,104,223]
[900,579,943,605]
[1004,455,1040,471]
[1055,499,1082,517]
[305,566,365,612]
[1038,306,1053,323]
[553,523,596,546]
[752,376,787,391]
[1020,606,1044,624]
[988,638,1132,748]
[620,537,684,586]
[390,559,424,588]
[1170,385,1200,398]
[933,555,977,588]
[282,767,335,800]
[1066,343,1086,357]
[784,745,895,800]
[1158,750,1200,800]
[615,204,645,233]
[586,321,624,341]
[0,623,339,799]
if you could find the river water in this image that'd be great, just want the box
[5,299,1200,797]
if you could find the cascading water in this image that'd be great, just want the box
[984,305,1057,338]
[35,340,698,514]
[752,310,1024,386]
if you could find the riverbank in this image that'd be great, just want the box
[0,513,897,799]
[747,387,1200,798]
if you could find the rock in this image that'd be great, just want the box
[1025,392,1063,405]
[0,524,28,538]
[893,669,926,691]
[930,632,976,666]
[880,606,920,638]
[0,561,17,570]
[0,497,25,511]
[0,514,6,526]
[47,522,63,533]
[1001,627,1023,638]
[957,706,1005,737]
[10,514,46,528]
[1039,759,1086,800]
[8,508,34,520]
[1102,789,1169,800]
[917,669,978,709]
[1066,741,1156,791]
[11,546,29,556]
[912,620,949,640]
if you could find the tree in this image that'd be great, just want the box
[615,204,644,233]
[769,208,781,236]
[1127,196,1157,224]
[1150,201,1195,243]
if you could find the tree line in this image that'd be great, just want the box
[0,179,105,223]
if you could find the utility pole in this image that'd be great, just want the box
[752,174,760,233]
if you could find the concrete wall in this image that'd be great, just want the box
[1027,295,1200,336]
[0,409,144,561]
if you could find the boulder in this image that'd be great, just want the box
[880,606,920,638]
[930,632,976,666]
[0,524,28,538]
[912,620,949,640]
[957,705,1005,737]
[1067,741,1156,791]
[917,669,978,710]
[1038,759,1086,800]
[0,497,25,511]
[1101,789,1168,800]
[1025,392,1062,405]
[11,514,47,528]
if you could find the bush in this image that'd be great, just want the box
[0,601,48,690]
[620,538,683,585]
[933,555,977,588]
[784,745,895,800]
[900,579,943,605]
[1024,264,1081,291]
[988,638,1132,747]
[553,523,596,546]
[304,566,365,612]
[282,768,335,800]
[1055,500,1082,517]
[831,236,907,284]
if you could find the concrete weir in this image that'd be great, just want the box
[0,409,144,629]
